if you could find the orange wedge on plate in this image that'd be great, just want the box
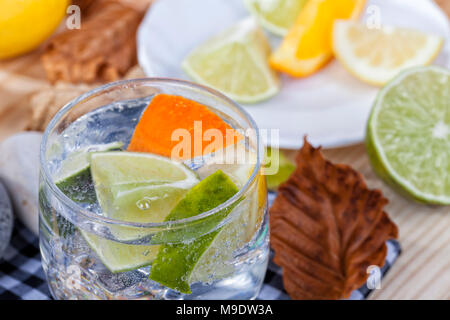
[270,0,366,77]
[128,94,242,160]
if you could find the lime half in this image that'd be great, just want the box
[244,0,307,36]
[367,66,450,205]
[182,17,280,104]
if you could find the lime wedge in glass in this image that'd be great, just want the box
[188,172,266,285]
[182,17,280,104]
[82,232,161,273]
[55,141,124,203]
[196,143,266,244]
[149,170,240,294]
[367,66,450,205]
[78,151,199,273]
[90,151,199,239]
[244,0,307,36]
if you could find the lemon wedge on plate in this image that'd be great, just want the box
[332,20,444,85]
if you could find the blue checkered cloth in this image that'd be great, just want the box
[1,195,401,300]
[0,220,50,300]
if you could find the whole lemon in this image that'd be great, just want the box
[0,0,69,59]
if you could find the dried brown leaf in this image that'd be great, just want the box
[269,138,398,300]
[41,1,145,84]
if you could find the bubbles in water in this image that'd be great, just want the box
[136,198,152,210]
[136,196,158,210]
[114,104,125,112]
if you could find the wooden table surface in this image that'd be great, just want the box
[0,2,449,300]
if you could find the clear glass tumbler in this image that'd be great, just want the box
[39,79,269,300]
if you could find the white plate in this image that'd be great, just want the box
[137,0,450,149]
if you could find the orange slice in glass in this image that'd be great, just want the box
[128,94,242,160]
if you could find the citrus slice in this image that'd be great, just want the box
[367,66,450,205]
[182,18,280,104]
[244,0,308,36]
[55,141,124,204]
[185,170,267,285]
[81,151,199,273]
[82,232,161,273]
[196,143,266,243]
[270,0,366,77]
[149,170,239,294]
[90,151,199,226]
[333,20,444,86]
[127,94,243,159]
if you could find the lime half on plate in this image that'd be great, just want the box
[367,66,450,205]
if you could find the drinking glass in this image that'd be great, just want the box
[39,78,269,300]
